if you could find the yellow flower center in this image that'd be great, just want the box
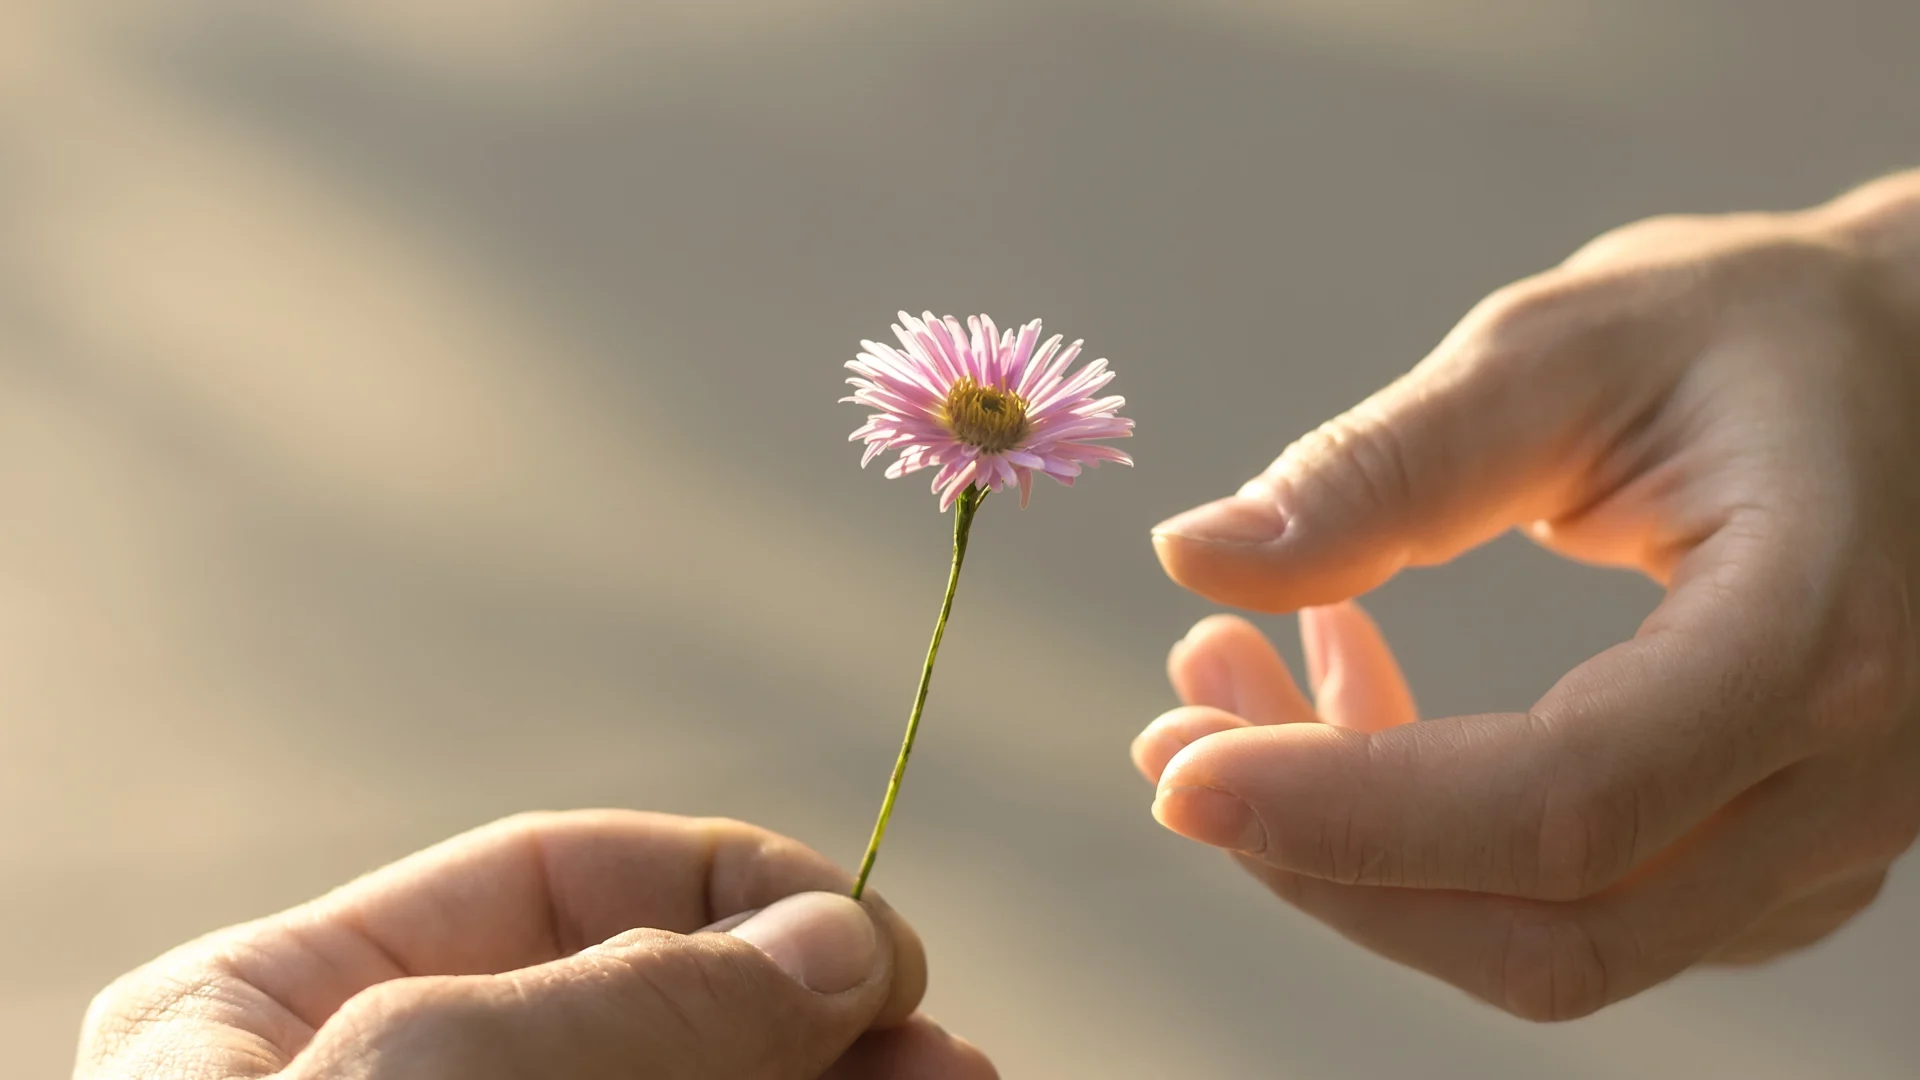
[942,378,1030,454]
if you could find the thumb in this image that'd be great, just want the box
[1151,279,1651,611]
[292,891,902,1080]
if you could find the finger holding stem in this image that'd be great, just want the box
[851,484,986,900]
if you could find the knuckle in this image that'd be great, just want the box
[1297,737,1405,887]
[1466,277,1600,362]
[322,976,529,1076]
[1562,214,1710,267]
[624,934,761,1009]
[1714,226,1860,292]
[1494,909,1613,1022]
[1311,796,1398,886]
[619,949,729,1050]
[340,976,472,1039]
[1289,409,1420,524]
[689,814,792,859]
[599,939,784,1060]
[1448,275,1652,410]
[78,964,228,1067]
[316,977,494,1076]
[79,931,301,1075]
[487,809,566,844]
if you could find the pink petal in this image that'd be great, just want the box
[846,313,1131,509]
[1060,443,1134,466]
[854,343,944,397]
[1022,341,1085,407]
[976,314,1002,386]
[1005,320,1041,390]
[1030,416,1132,443]
[1014,334,1063,399]
[966,316,990,386]
[1028,359,1111,416]
[848,386,935,418]
[932,316,973,384]
[897,315,963,387]
[938,457,983,511]
[991,454,1019,492]
[929,449,978,497]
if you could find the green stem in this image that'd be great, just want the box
[850,484,985,900]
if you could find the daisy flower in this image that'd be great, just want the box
[840,311,1134,901]
[845,312,1134,510]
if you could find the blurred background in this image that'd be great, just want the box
[6,2,1920,1076]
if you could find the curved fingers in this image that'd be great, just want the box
[1232,757,1857,1021]
[237,811,922,1028]
[1168,614,1317,725]
[1300,601,1419,732]
[1156,517,1836,900]
[82,812,931,1077]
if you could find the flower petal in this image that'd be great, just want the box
[847,313,1129,508]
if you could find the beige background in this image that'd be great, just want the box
[6,2,1919,1077]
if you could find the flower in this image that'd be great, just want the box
[844,312,1134,510]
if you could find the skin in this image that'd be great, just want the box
[1141,169,1920,1021]
[74,810,997,1079]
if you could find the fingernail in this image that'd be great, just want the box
[728,892,878,994]
[1152,496,1286,546]
[1152,786,1268,853]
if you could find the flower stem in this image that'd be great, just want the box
[850,484,985,900]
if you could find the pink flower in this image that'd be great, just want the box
[845,312,1134,510]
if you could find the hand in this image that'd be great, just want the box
[75,810,996,1079]
[1139,170,1920,1021]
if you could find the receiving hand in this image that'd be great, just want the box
[75,810,995,1078]
[1140,171,1920,1020]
